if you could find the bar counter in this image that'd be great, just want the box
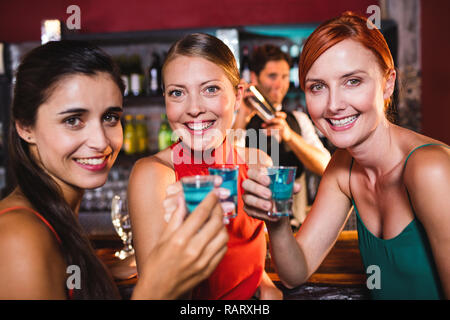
[94,230,370,300]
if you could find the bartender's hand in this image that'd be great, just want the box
[132,190,229,299]
[242,166,301,223]
[262,111,293,142]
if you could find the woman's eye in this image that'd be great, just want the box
[205,85,219,94]
[347,78,361,86]
[103,113,121,125]
[64,116,82,128]
[310,83,324,92]
[168,89,183,97]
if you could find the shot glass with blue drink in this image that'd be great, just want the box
[181,175,216,214]
[267,166,297,217]
[208,165,239,219]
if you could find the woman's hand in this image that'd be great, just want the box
[242,166,301,223]
[132,190,229,299]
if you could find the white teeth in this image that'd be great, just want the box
[76,157,106,165]
[329,115,358,127]
[186,121,214,131]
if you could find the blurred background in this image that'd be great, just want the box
[0,0,448,237]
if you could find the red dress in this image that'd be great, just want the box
[170,141,266,300]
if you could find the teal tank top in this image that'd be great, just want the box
[350,143,448,300]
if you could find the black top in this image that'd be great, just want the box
[245,112,304,179]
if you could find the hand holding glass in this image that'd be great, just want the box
[180,175,216,214]
[267,166,297,217]
[208,165,239,219]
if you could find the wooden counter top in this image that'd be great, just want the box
[96,230,366,299]
[266,230,366,285]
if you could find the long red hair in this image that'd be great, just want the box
[299,12,395,118]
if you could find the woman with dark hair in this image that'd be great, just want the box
[242,12,449,299]
[0,40,228,299]
[128,33,282,299]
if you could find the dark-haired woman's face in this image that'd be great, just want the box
[24,73,123,191]
[304,39,394,149]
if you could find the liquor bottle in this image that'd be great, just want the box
[130,55,144,97]
[147,52,161,96]
[289,44,300,90]
[115,55,130,96]
[135,114,148,154]
[121,75,130,97]
[240,46,251,83]
[158,114,173,151]
[123,114,137,155]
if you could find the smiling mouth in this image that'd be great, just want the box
[74,155,109,165]
[184,121,215,131]
[327,114,359,127]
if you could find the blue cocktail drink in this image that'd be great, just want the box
[267,166,297,217]
[181,175,215,214]
[208,165,239,219]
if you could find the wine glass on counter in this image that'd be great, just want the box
[111,194,135,260]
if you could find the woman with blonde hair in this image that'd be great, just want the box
[128,33,281,299]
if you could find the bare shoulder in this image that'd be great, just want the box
[130,148,175,181]
[401,143,450,239]
[403,143,450,186]
[322,148,354,197]
[0,208,61,250]
[0,208,66,298]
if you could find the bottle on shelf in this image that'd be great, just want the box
[158,114,173,151]
[147,52,162,96]
[123,114,137,155]
[240,46,251,83]
[129,55,144,97]
[135,114,149,154]
[115,55,130,96]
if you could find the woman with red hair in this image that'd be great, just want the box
[242,12,449,299]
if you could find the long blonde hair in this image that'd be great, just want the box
[162,33,240,90]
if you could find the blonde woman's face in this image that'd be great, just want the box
[163,56,241,151]
[304,39,394,149]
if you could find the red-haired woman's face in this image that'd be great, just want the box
[304,39,395,149]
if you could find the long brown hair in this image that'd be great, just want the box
[9,40,123,299]
[299,12,397,122]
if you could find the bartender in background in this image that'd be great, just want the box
[233,44,331,224]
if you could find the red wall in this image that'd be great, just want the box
[421,0,450,144]
[0,0,376,42]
